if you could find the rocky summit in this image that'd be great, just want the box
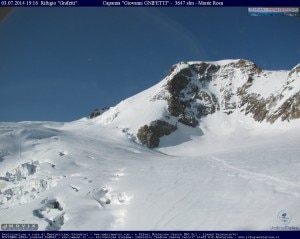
[95,59,300,148]
[161,60,300,124]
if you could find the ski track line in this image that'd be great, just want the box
[210,155,300,197]
[153,190,192,229]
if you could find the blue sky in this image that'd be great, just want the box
[0,7,299,122]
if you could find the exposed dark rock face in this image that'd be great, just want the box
[167,96,185,117]
[165,62,220,128]
[89,107,109,119]
[236,63,299,123]
[240,93,269,122]
[137,59,299,148]
[166,69,191,96]
[267,92,300,122]
[137,120,177,148]
[178,116,198,127]
[234,59,262,75]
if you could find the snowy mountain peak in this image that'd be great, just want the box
[289,63,300,77]
[95,59,299,148]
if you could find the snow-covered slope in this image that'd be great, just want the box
[0,119,300,230]
[0,59,300,231]
[95,59,300,148]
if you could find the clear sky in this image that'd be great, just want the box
[0,7,299,122]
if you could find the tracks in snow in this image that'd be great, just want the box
[210,155,300,198]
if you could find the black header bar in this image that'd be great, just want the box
[0,0,300,7]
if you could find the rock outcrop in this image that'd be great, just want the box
[137,120,177,148]
[142,60,299,147]
[96,59,300,148]
[89,107,110,119]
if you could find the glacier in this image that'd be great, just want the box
[0,59,300,230]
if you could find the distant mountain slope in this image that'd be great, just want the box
[95,59,300,147]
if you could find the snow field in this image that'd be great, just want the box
[0,118,299,230]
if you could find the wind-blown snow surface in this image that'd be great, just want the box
[0,117,300,230]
